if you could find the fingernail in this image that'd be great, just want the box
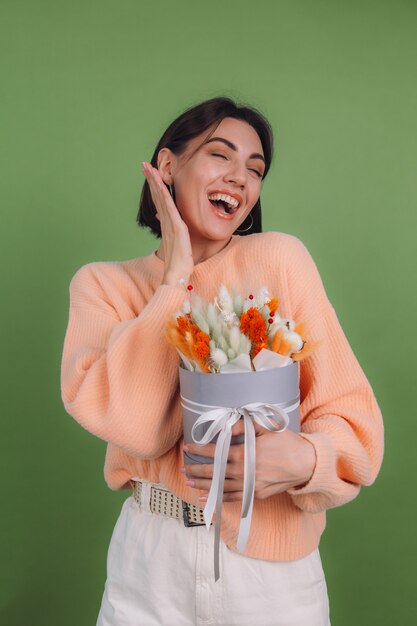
[183,445,189,452]
[185,480,195,487]
[198,495,207,502]
[179,467,186,474]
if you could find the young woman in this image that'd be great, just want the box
[61,97,384,626]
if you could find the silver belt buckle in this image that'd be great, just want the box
[181,501,205,527]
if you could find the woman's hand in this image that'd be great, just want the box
[142,162,194,286]
[182,421,316,502]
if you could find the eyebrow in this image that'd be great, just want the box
[204,137,265,164]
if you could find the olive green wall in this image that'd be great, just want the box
[1,1,415,624]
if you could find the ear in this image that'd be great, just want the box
[157,148,177,185]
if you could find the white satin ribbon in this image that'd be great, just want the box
[182,396,299,580]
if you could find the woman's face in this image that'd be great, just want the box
[166,117,265,246]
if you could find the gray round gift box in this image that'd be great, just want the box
[179,362,300,465]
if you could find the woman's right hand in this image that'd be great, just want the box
[142,161,194,287]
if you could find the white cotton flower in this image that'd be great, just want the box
[280,318,296,331]
[282,329,304,353]
[210,348,228,367]
[267,314,285,336]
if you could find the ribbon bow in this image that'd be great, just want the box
[183,397,298,580]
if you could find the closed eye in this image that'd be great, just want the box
[212,152,263,178]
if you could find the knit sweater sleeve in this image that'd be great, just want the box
[60,263,186,459]
[282,236,384,513]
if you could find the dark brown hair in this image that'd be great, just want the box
[137,97,274,238]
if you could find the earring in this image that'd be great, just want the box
[236,214,254,233]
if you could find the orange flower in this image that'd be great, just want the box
[266,298,279,314]
[252,340,268,358]
[194,340,210,359]
[174,319,211,372]
[240,308,267,344]
[270,327,283,353]
[177,316,191,334]
[189,323,201,339]
[278,338,293,357]
[291,340,322,362]
[165,322,195,362]
[294,322,305,336]
[241,308,268,359]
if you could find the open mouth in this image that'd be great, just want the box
[208,193,240,215]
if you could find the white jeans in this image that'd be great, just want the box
[97,482,331,626]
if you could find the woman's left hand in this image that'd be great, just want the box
[182,421,316,502]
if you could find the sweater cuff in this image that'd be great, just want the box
[287,431,336,497]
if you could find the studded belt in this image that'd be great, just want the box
[131,480,206,527]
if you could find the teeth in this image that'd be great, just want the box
[208,193,239,209]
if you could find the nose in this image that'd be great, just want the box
[224,161,247,188]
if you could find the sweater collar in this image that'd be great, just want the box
[141,234,241,279]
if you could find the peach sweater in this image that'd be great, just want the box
[61,232,384,561]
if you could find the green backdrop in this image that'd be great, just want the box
[1,0,415,624]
